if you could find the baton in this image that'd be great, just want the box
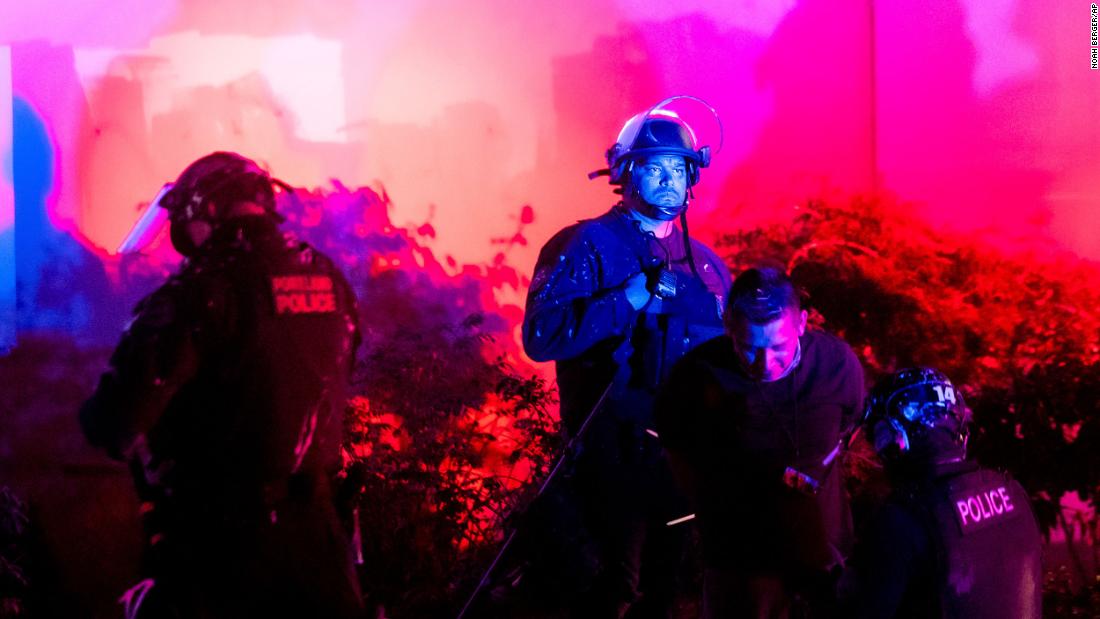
[455,381,615,619]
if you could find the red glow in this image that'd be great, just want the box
[4,4,1100,614]
[1,0,1092,279]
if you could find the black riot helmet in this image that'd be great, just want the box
[161,152,287,256]
[863,367,972,463]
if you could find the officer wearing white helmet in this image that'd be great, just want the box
[523,97,730,617]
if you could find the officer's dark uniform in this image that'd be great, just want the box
[526,205,728,429]
[842,460,1042,619]
[524,203,729,615]
[81,215,364,618]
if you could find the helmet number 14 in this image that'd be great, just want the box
[932,385,957,404]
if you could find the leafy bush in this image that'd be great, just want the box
[716,194,1100,606]
[278,185,560,616]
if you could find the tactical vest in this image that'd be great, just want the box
[150,220,358,514]
[603,210,726,394]
[553,210,726,432]
[915,465,1043,618]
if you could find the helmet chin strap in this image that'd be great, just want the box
[626,185,687,221]
[626,184,701,279]
[679,186,700,279]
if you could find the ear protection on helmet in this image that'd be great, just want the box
[873,418,910,456]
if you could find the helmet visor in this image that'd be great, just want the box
[117,183,174,254]
[617,95,723,160]
[888,383,961,426]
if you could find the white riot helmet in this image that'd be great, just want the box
[590,95,722,188]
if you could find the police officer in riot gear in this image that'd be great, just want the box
[523,97,730,617]
[80,152,365,618]
[839,367,1042,618]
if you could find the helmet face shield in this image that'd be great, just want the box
[864,367,970,459]
[116,183,175,255]
[162,153,277,220]
[599,95,723,187]
[891,383,958,423]
[613,114,701,169]
[118,152,286,258]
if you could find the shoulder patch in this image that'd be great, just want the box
[271,274,337,315]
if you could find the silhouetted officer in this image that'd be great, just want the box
[81,152,364,618]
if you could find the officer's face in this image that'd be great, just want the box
[630,154,688,220]
[728,308,807,381]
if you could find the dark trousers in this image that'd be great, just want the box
[702,567,840,619]
[131,498,364,619]
[571,418,690,618]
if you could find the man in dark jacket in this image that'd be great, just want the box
[838,367,1042,618]
[655,267,864,618]
[523,98,730,617]
[80,152,364,618]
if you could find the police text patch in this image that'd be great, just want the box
[952,485,1017,536]
[271,275,337,315]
